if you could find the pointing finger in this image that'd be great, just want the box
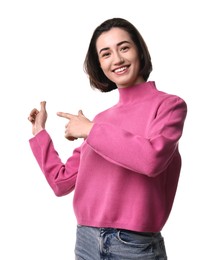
[57,112,73,120]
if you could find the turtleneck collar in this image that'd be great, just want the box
[117,81,156,104]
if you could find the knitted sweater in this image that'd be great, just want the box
[29,81,187,232]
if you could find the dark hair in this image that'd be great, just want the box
[84,18,153,92]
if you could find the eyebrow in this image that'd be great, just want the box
[99,40,131,54]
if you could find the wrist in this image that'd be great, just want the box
[86,123,94,137]
[33,126,45,136]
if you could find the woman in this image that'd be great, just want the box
[28,18,187,259]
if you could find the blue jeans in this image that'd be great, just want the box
[75,225,167,259]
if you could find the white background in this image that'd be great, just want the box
[0,0,210,259]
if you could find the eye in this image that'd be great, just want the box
[99,51,111,60]
[103,52,110,57]
[120,45,129,52]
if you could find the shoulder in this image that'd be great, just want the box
[150,82,187,108]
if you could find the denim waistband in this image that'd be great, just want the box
[119,229,157,236]
[98,227,159,237]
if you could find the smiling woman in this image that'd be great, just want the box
[84,18,152,93]
[96,28,144,88]
[28,17,187,259]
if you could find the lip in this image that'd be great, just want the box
[113,65,130,74]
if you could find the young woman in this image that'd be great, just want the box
[28,18,187,259]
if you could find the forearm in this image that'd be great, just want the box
[29,130,80,196]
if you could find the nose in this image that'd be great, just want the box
[113,53,124,64]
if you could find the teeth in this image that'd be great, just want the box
[115,67,127,73]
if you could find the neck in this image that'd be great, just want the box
[117,77,146,89]
[118,81,155,104]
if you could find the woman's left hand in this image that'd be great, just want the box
[57,110,94,141]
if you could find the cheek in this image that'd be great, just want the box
[99,60,109,74]
[132,57,141,73]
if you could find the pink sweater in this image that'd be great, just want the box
[29,81,187,232]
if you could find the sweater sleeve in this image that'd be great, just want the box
[29,130,80,196]
[86,96,187,177]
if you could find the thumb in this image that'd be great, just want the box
[40,101,46,111]
[78,109,84,116]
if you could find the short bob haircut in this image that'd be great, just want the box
[84,17,152,92]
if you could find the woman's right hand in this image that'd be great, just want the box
[28,101,47,135]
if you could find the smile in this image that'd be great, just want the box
[113,66,128,73]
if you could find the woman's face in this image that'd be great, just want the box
[96,27,144,88]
